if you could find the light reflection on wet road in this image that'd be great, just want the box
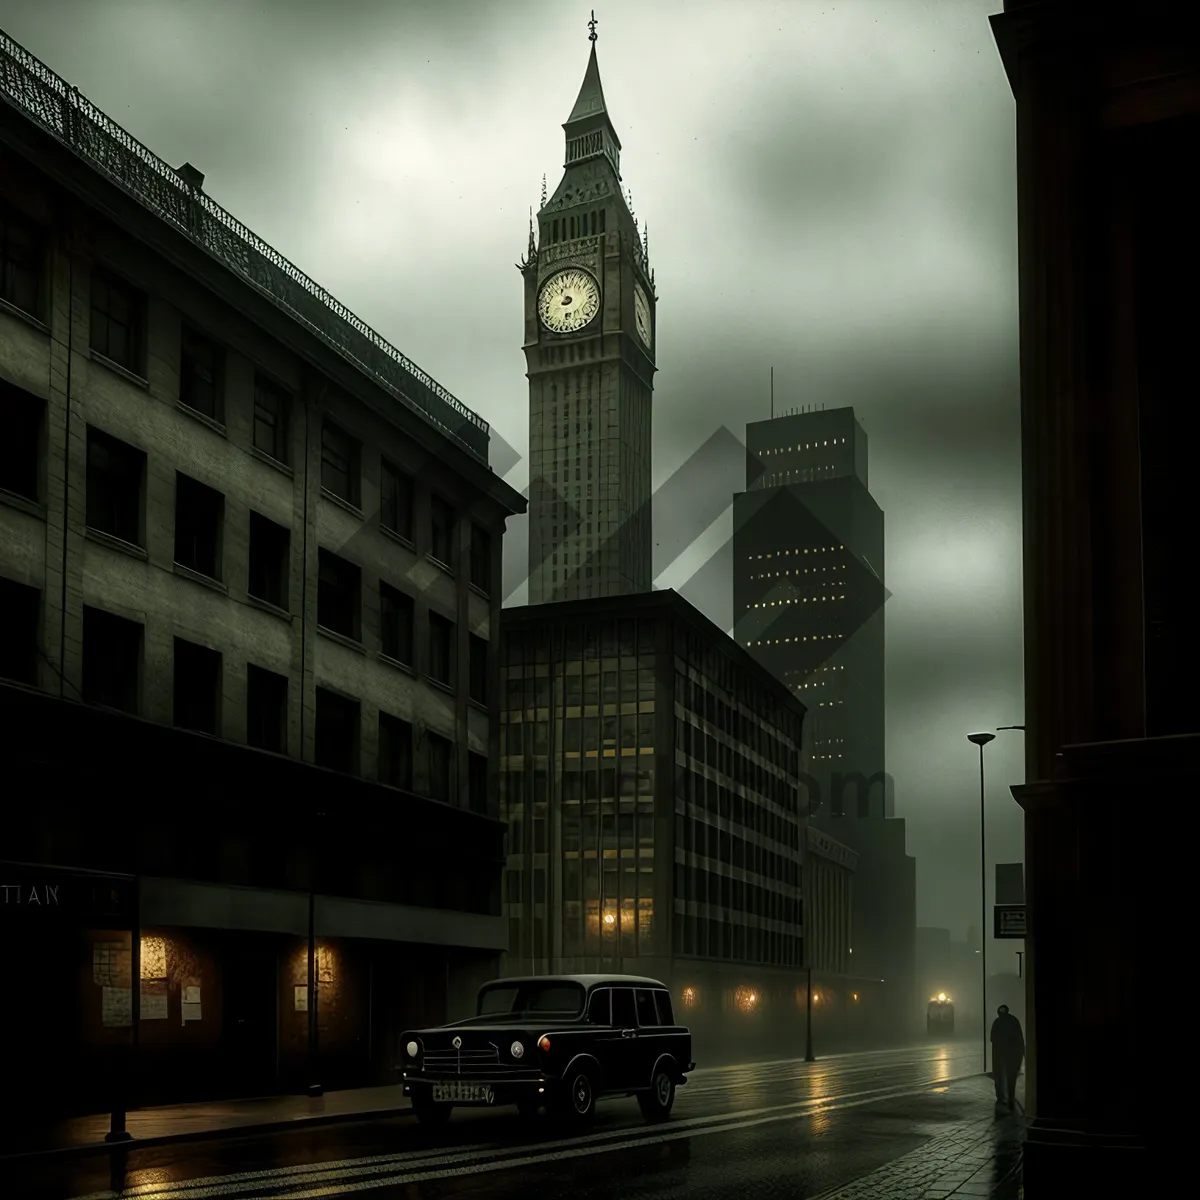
[19,1042,1003,1200]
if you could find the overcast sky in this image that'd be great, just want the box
[3,0,1025,947]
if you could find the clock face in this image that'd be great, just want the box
[634,285,652,348]
[538,269,601,335]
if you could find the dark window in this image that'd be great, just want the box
[611,987,637,1029]
[585,988,612,1025]
[0,577,40,685]
[89,270,144,374]
[381,460,414,541]
[380,583,414,665]
[469,524,491,592]
[468,751,488,814]
[0,204,44,318]
[321,420,360,507]
[315,687,360,773]
[248,511,290,609]
[0,380,43,502]
[653,990,675,1027]
[378,711,414,789]
[85,427,145,546]
[634,988,660,1027]
[82,606,142,713]
[173,473,224,580]
[246,664,287,753]
[468,634,488,704]
[253,375,290,464]
[179,326,223,422]
[428,612,454,685]
[428,732,453,802]
[173,637,221,734]
[430,494,455,564]
[317,548,361,640]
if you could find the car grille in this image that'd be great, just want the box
[423,1044,502,1073]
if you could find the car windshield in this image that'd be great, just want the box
[477,981,585,1018]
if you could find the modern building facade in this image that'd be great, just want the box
[498,589,867,1058]
[520,33,655,604]
[0,27,523,1129]
[989,1,1196,1189]
[731,406,917,1033]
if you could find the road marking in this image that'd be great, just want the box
[71,1073,979,1200]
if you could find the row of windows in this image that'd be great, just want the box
[675,808,800,887]
[758,466,841,485]
[747,546,845,559]
[0,206,492,593]
[757,437,850,455]
[673,913,802,968]
[676,721,799,812]
[750,595,849,607]
[675,769,801,858]
[546,208,607,245]
[508,899,652,964]
[674,864,801,927]
[0,582,486,810]
[673,671,798,772]
[503,760,656,811]
[71,421,490,696]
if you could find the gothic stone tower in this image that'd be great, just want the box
[520,30,656,604]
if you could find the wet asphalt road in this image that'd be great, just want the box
[21,1043,988,1200]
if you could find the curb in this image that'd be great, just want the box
[0,1102,417,1165]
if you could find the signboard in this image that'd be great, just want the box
[994,903,1027,939]
[1,862,134,926]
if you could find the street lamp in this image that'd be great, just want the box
[967,732,995,1075]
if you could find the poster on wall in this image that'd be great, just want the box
[140,979,168,1020]
[101,986,132,1027]
[181,984,202,1024]
[294,985,308,1012]
[93,942,131,988]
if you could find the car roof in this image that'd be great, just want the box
[480,974,669,990]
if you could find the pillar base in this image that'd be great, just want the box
[1022,1118,1147,1195]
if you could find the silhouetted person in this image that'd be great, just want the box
[990,1004,1024,1111]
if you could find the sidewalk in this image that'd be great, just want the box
[0,1085,415,1162]
[811,1076,1025,1199]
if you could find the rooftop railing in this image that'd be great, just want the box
[0,28,490,463]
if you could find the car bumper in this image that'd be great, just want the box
[403,1071,553,1106]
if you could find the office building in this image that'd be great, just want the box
[499,589,865,1057]
[731,406,917,1033]
[0,26,524,1126]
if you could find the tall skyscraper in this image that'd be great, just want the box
[519,24,656,604]
[732,407,887,815]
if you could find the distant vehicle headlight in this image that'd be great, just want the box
[406,1040,420,1058]
[510,1040,525,1058]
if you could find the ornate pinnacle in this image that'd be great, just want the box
[528,208,536,257]
[540,174,547,208]
[588,10,598,43]
[643,222,649,259]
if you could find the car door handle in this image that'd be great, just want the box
[621,1028,637,1038]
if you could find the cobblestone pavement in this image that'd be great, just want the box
[810,1077,1025,1199]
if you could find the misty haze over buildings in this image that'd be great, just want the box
[1,0,1025,943]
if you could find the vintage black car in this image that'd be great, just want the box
[399,974,695,1125]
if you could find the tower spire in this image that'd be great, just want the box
[588,9,598,43]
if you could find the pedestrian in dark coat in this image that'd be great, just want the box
[990,1004,1024,1111]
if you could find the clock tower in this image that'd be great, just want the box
[519,19,656,604]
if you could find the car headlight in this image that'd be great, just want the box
[406,1040,420,1058]
[510,1040,525,1059]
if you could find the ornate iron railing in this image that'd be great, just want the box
[0,28,490,463]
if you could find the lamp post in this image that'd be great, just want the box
[804,966,815,1062]
[967,732,995,1075]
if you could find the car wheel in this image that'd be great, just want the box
[516,1098,540,1120]
[559,1067,597,1122]
[638,1066,676,1121]
[411,1092,452,1126]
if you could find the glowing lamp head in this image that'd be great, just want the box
[602,911,616,926]
[405,1040,419,1058]
[937,993,947,1003]
[538,1035,552,1052]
